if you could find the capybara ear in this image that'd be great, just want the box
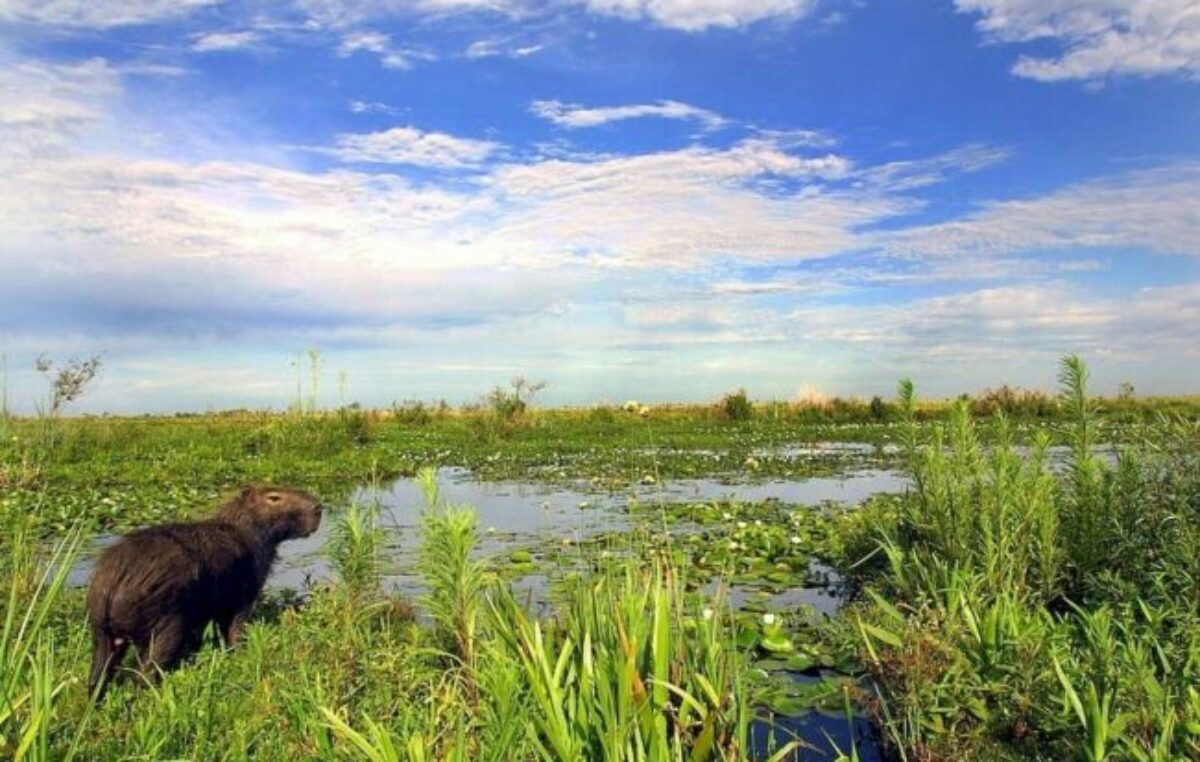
[239,485,257,502]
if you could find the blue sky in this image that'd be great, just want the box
[1,0,1198,412]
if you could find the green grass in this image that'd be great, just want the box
[0,479,812,760]
[840,357,1200,761]
[3,391,1197,535]
[0,359,1196,760]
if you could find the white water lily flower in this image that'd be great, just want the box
[790,536,802,544]
[702,607,714,621]
[762,613,777,626]
[487,526,497,534]
[728,541,738,550]
[737,521,748,529]
[723,512,733,520]
[754,520,763,527]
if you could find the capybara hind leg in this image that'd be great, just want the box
[88,629,129,701]
[218,610,249,648]
[136,616,186,684]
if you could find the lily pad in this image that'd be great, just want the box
[760,634,795,654]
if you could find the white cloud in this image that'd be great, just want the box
[0,0,220,27]
[882,162,1200,258]
[293,0,522,28]
[336,31,430,69]
[785,282,1200,369]
[349,99,400,115]
[191,30,262,52]
[957,0,1200,81]
[0,58,120,156]
[465,38,544,59]
[530,98,728,129]
[319,125,501,167]
[582,0,817,31]
[4,52,1198,410]
[711,280,808,295]
[480,138,875,267]
[465,38,504,58]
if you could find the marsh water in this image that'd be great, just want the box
[70,448,908,760]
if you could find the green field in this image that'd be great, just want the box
[2,358,1198,760]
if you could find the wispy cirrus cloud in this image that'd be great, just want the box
[191,31,263,52]
[336,30,432,69]
[530,99,728,130]
[349,99,401,115]
[465,37,543,59]
[957,0,1200,82]
[0,57,120,154]
[881,162,1200,259]
[0,0,220,27]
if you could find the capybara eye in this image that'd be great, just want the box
[267,493,282,503]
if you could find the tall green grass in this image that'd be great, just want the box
[852,356,1200,760]
[325,471,800,761]
[1,519,86,762]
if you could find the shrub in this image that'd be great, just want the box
[719,388,753,422]
[391,400,433,426]
[485,378,546,423]
[870,395,887,421]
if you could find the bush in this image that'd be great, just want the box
[391,399,433,426]
[719,388,753,422]
[970,384,1057,418]
[870,395,887,421]
[485,377,546,423]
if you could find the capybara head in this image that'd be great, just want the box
[217,485,323,541]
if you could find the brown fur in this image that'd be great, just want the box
[85,485,322,699]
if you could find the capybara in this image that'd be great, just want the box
[86,485,322,699]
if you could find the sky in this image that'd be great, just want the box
[1,0,1198,413]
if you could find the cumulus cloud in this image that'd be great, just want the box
[957,0,1200,81]
[319,125,501,167]
[191,31,262,52]
[582,0,817,31]
[530,99,728,130]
